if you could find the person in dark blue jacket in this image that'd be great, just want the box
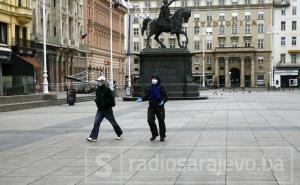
[137,75,168,141]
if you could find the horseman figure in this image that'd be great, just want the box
[157,0,176,33]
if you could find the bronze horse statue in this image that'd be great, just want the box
[141,8,191,48]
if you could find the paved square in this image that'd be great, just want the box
[1,90,300,185]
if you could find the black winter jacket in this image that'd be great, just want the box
[95,85,115,111]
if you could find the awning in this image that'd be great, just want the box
[20,56,41,69]
[288,50,300,54]
[0,45,12,64]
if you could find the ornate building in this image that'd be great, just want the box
[31,0,87,91]
[127,0,272,88]
[84,0,127,89]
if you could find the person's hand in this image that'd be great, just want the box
[136,97,143,102]
[159,100,164,106]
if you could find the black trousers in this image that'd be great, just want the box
[147,107,166,138]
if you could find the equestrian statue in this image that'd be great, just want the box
[141,0,191,48]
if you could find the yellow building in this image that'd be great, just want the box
[0,0,36,96]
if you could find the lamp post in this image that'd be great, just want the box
[200,32,208,88]
[229,71,232,88]
[126,0,131,93]
[267,29,278,87]
[109,0,114,90]
[42,0,49,93]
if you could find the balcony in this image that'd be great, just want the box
[215,47,255,53]
[277,62,300,68]
[273,0,290,7]
[15,6,33,25]
[11,38,36,56]
[35,34,61,46]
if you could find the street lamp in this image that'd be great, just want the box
[200,32,209,88]
[267,29,278,87]
[42,0,49,94]
[126,0,131,93]
[109,0,114,90]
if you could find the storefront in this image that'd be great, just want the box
[274,70,299,88]
[0,44,12,96]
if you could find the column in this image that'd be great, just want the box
[251,58,255,87]
[240,58,245,88]
[0,64,3,96]
[214,58,219,87]
[225,58,229,88]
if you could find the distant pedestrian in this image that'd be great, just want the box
[136,75,168,142]
[87,76,123,142]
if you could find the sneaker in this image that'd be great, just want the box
[150,135,158,141]
[86,137,97,142]
[160,137,165,142]
[116,135,122,140]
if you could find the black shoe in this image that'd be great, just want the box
[160,137,165,142]
[150,135,158,141]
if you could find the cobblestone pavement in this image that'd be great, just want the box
[0,90,300,185]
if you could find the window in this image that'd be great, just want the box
[292,21,297,30]
[169,39,176,48]
[281,9,286,16]
[232,0,238,5]
[245,0,251,5]
[280,54,286,63]
[207,13,212,21]
[258,0,264,4]
[133,17,139,24]
[182,27,187,34]
[181,1,187,7]
[0,22,8,44]
[245,12,251,20]
[281,37,286,46]
[258,39,264,49]
[258,24,264,33]
[281,21,286,31]
[232,25,238,34]
[291,54,297,63]
[145,2,151,8]
[219,15,225,21]
[133,28,139,36]
[134,58,139,64]
[232,39,238,47]
[133,42,139,51]
[53,0,56,7]
[219,0,224,5]
[245,39,251,47]
[157,1,163,7]
[194,57,200,64]
[194,41,200,50]
[292,6,297,15]
[207,0,212,6]
[292,37,297,46]
[207,41,212,50]
[258,11,264,19]
[207,57,212,64]
[194,0,199,6]
[194,26,199,34]
[53,26,56,36]
[134,68,139,72]
[257,58,264,63]
[182,41,187,47]
[195,67,199,71]
[18,0,22,7]
[219,25,225,35]
[219,39,225,47]
[245,24,251,33]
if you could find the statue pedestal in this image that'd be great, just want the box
[132,48,200,98]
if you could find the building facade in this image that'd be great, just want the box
[0,0,37,95]
[31,0,87,91]
[83,0,127,89]
[273,0,300,88]
[128,0,272,88]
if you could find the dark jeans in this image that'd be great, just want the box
[147,107,166,138]
[90,109,122,139]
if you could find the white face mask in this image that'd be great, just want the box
[152,79,158,85]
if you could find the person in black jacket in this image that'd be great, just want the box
[87,76,123,142]
[136,75,168,141]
